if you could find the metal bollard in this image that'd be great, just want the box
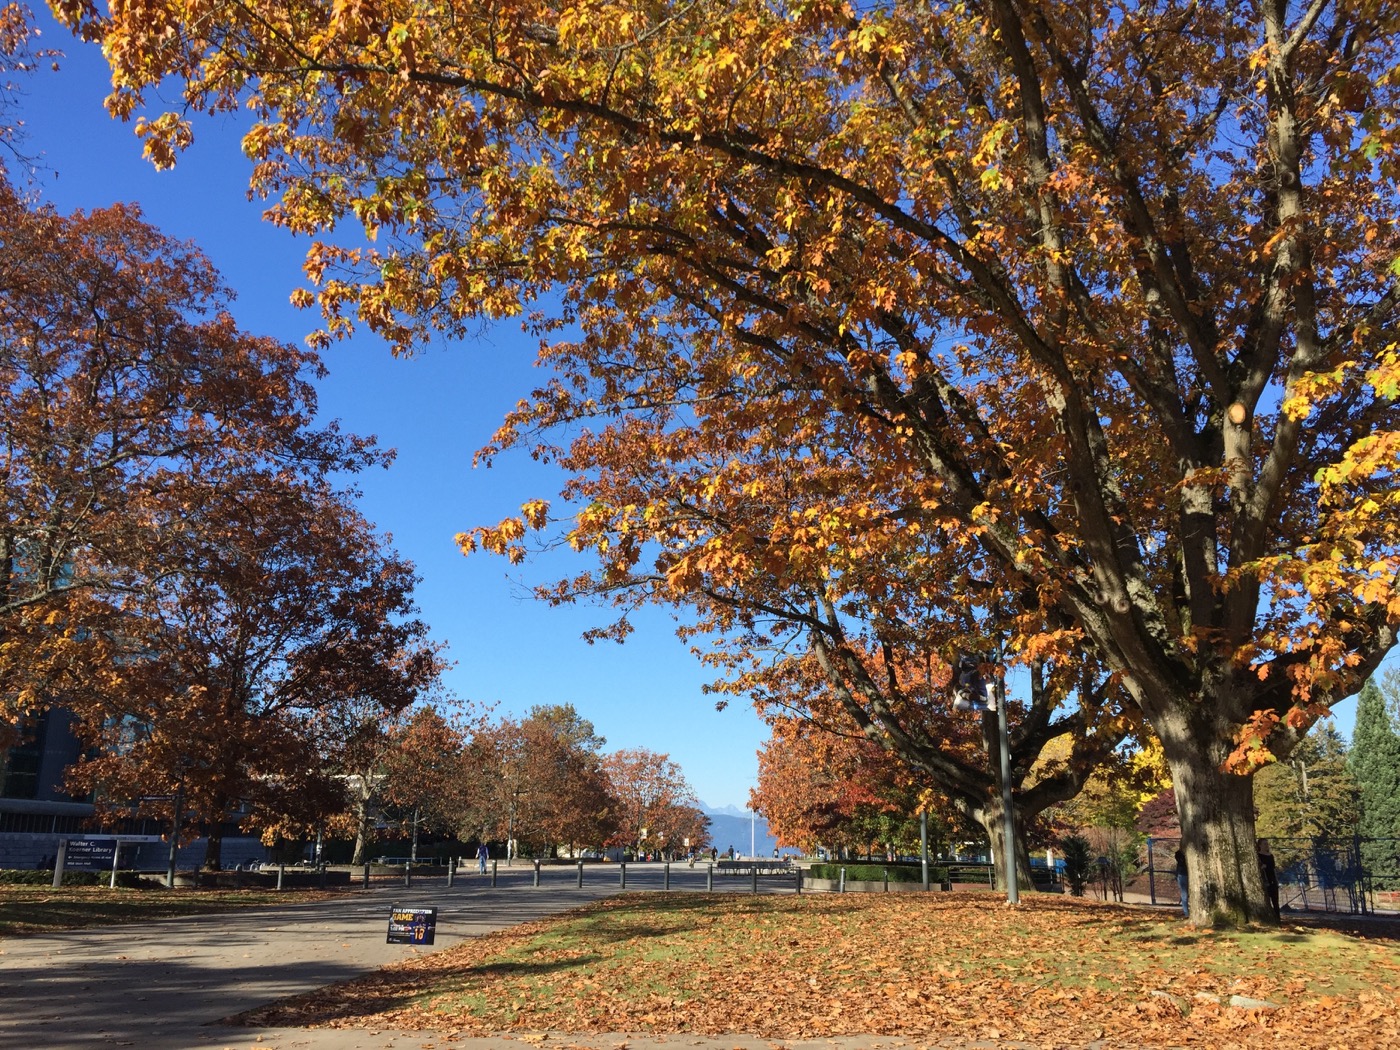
[363,862,370,889]
[884,867,889,892]
[664,861,670,891]
[795,867,802,894]
[619,861,626,888]
[577,860,584,888]
[491,859,498,887]
[839,866,846,893]
[447,860,455,888]
[751,866,758,894]
[404,862,412,888]
[277,864,285,891]
[706,863,713,892]
[533,858,541,887]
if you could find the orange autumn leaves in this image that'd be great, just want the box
[55,0,1400,921]
[240,894,1400,1048]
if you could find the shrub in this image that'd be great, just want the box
[1060,835,1093,897]
[0,868,58,885]
[0,869,151,887]
[807,863,946,883]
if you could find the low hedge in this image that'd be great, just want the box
[808,863,947,883]
[0,868,150,888]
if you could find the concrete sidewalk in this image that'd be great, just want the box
[0,875,934,1050]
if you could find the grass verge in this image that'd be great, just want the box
[0,884,340,936]
[234,892,1400,1048]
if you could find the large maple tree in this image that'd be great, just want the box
[61,0,1400,924]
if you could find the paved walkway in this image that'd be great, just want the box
[0,871,932,1050]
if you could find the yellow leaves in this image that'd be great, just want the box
[457,517,528,564]
[521,498,551,530]
[1282,364,1348,421]
[133,112,193,171]
[329,0,379,45]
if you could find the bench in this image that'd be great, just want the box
[715,859,792,876]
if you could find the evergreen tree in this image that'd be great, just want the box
[1254,724,1359,842]
[1347,674,1400,888]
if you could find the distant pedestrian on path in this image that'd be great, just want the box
[1257,839,1280,921]
[1175,847,1188,919]
[477,842,489,874]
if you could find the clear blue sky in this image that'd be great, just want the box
[13,12,1381,804]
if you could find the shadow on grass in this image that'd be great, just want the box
[548,891,877,948]
[226,949,600,1029]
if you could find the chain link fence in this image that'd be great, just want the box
[1142,836,1400,915]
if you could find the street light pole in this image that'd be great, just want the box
[992,636,1019,905]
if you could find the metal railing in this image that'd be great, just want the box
[1143,836,1400,915]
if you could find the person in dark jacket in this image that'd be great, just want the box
[1257,839,1281,921]
[1174,847,1188,918]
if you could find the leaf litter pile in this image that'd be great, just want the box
[235,893,1400,1047]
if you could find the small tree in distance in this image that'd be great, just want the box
[602,747,708,858]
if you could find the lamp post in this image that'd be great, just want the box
[991,638,1018,905]
[953,642,1019,905]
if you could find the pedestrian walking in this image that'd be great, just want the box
[1257,839,1281,921]
[1175,847,1189,919]
[477,841,489,874]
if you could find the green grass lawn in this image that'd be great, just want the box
[236,892,1400,1048]
[0,884,340,936]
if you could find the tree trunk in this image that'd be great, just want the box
[351,795,371,866]
[202,828,223,871]
[978,800,1036,892]
[410,807,420,864]
[1158,709,1272,926]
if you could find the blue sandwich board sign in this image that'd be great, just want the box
[386,904,437,945]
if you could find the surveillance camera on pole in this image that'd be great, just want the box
[951,653,997,713]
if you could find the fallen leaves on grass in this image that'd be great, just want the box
[232,894,1400,1048]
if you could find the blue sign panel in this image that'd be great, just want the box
[386,904,437,945]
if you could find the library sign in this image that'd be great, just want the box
[64,838,119,870]
[386,905,437,945]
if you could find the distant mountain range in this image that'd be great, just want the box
[699,802,778,857]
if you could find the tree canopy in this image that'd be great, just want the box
[59,0,1400,924]
[601,747,709,855]
[463,704,616,857]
